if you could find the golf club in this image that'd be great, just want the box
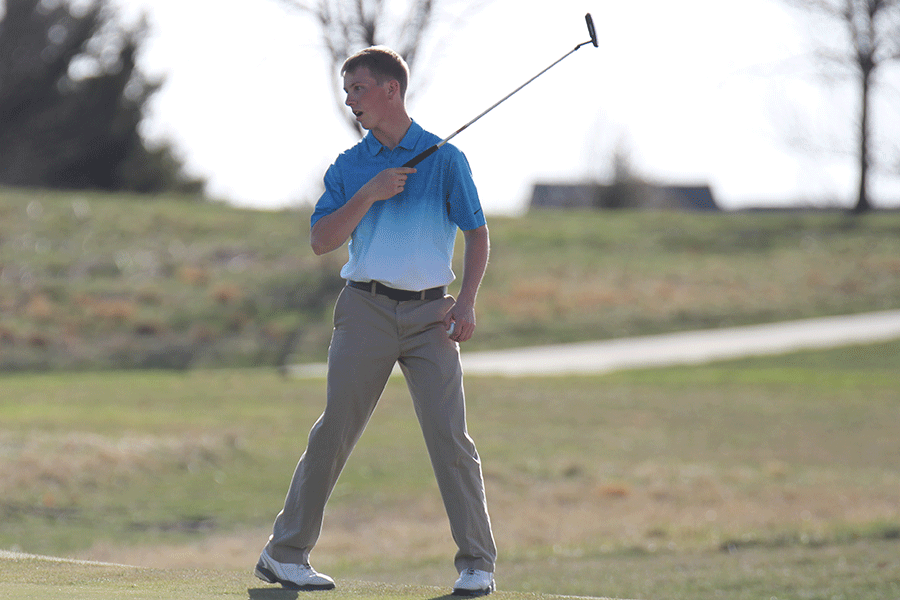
[403,13,599,168]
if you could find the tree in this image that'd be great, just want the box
[786,0,900,213]
[0,0,204,195]
[276,0,486,136]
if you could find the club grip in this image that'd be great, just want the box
[403,144,439,168]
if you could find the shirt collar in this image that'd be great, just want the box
[363,120,424,156]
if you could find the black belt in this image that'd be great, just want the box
[348,280,446,301]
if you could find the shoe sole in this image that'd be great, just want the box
[452,582,495,597]
[254,563,336,591]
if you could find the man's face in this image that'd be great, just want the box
[343,67,391,131]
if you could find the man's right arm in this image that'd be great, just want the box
[310,167,416,255]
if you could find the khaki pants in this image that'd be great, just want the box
[265,284,497,573]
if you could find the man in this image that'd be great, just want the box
[254,46,497,597]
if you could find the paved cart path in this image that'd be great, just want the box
[290,310,900,377]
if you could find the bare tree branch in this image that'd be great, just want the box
[275,0,487,136]
[784,0,900,213]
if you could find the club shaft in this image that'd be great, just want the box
[445,45,582,143]
[404,41,591,168]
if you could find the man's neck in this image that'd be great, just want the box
[371,113,413,150]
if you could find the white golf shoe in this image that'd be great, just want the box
[254,548,335,591]
[452,568,495,596]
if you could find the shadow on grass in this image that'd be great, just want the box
[246,589,457,599]
[247,588,299,600]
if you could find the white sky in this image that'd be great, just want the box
[114,0,900,213]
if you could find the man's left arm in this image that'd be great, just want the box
[444,224,489,343]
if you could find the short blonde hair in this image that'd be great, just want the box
[341,46,410,99]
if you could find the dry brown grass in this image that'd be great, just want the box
[209,283,244,305]
[3,364,896,598]
[484,250,900,325]
[0,431,231,504]
[72,462,900,573]
[177,265,211,287]
[5,189,900,370]
[24,294,55,321]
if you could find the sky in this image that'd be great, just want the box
[114,0,900,213]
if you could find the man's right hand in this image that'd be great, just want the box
[360,167,417,204]
[310,167,417,256]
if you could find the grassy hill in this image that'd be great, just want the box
[3,186,900,372]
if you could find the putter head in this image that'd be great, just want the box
[585,13,598,47]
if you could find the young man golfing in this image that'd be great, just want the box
[254,46,497,596]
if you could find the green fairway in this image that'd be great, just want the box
[2,551,617,600]
[2,341,899,599]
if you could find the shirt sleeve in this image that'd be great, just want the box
[310,162,346,230]
[443,148,487,231]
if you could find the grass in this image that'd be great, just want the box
[3,551,579,600]
[2,188,900,597]
[474,208,900,346]
[2,341,899,599]
[0,188,345,369]
[3,187,900,368]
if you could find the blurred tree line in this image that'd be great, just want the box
[0,0,203,195]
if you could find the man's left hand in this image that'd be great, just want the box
[444,301,476,343]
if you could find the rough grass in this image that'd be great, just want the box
[474,209,900,347]
[0,188,345,369]
[1,341,899,599]
[4,187,900,368]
